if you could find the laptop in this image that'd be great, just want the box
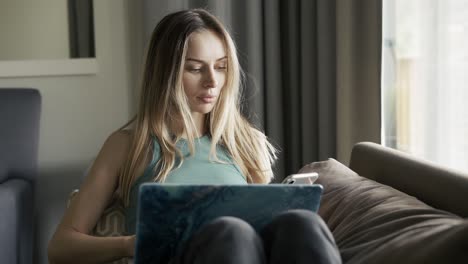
[134,184,323,264]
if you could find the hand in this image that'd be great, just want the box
[123,235,136,257]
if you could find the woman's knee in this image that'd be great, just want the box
[179,217,265,264]
[265,209,331,239]
[262,210,341,261]
[276,210,325,227]
[202,216,257,239]
[208,216,252,229]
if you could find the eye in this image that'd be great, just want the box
[186,66,202,73]
[215,65,227,71]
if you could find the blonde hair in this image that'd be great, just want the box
[118,9,277,205]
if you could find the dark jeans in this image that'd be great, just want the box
[174,209,342,264]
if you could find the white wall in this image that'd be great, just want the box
[0,0,69,60]
[0,0,144,263]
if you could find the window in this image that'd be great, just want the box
[382,0,468,172]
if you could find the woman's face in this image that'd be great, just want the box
[183,30,227,117]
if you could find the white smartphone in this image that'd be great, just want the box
[281,172,319,184]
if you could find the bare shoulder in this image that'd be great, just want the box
[91,129,134,178]
[56,129,135,234]
[103,129,133,151]
[80,129,134,188]
[87,130,133,178]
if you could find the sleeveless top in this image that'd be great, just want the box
[125,135,247,234]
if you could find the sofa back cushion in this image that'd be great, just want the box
[300,158,468,264]
[0,89,41,183]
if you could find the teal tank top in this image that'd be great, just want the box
[125,135,247,234]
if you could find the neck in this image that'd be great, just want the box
[181,112,206,138]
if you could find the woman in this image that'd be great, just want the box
[48,9,341,264]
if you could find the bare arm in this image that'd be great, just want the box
[48,131,135,264]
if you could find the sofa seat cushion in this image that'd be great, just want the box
[299,158,468,264]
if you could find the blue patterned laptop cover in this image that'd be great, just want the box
[134,184,323,264]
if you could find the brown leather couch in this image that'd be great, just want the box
[69,142,468,263]
[300,142,468,264]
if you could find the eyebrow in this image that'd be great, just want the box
[186,56,227,63]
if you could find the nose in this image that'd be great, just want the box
[203,68,218,88]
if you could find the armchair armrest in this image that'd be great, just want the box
[0,178,34,264]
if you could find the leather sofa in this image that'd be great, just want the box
[300,142,468,263]
[67,141,468,263]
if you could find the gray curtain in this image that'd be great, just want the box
[335,1,382,166]
[68,0,95,58]
[141,0,382,180]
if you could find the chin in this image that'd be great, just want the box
[194,107,214,115]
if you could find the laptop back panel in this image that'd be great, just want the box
[134,184,323,264]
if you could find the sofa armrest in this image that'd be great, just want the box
[0,178,34,264]
[349,142,468,217]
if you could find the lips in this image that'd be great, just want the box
[198,95,216,103]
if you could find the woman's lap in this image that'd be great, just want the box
[174,210,342,264]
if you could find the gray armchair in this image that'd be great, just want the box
[0,88,41,264]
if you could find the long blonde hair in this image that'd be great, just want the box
[118,9,277,205]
